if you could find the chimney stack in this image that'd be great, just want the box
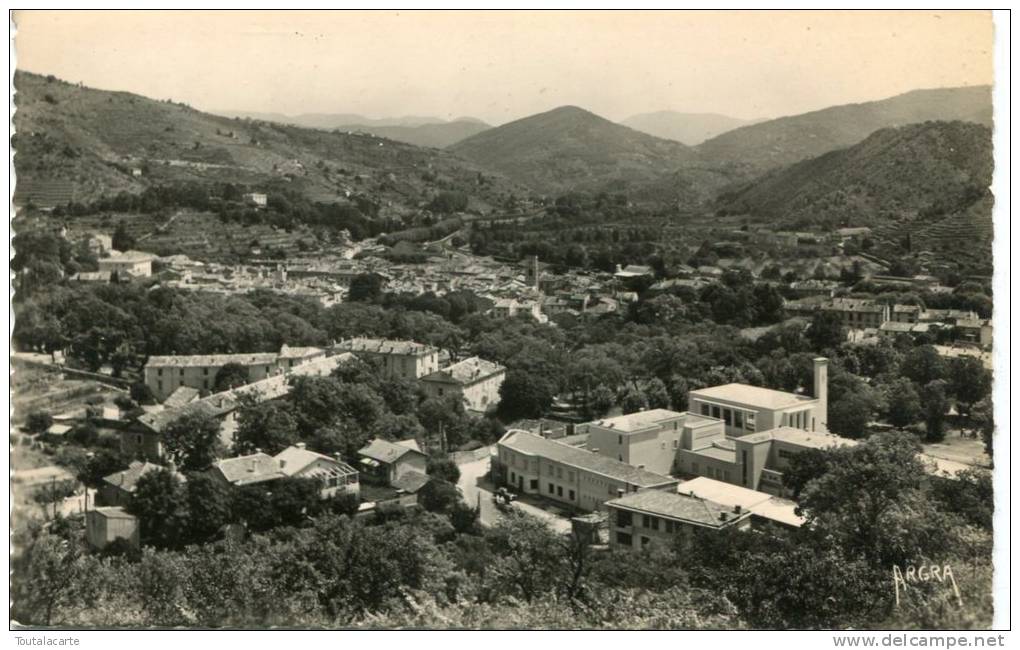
[617,489,624,498]
[733,505,742,514]
[719,512,728,522]
[295,442,306,450]
[813,357,829,432]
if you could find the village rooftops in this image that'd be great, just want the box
[614,264,654,277]
[145,352,280,368]
[335,337,437,357]
[162,386,201,409]
[102,461,182,492]
[358,438,426,465]
[589,408,686,434]
[212,453,287,486]
[275,444,357,478]
[893,304,923,314]
[678,476,804,527]
[421,356,505,385]
[691,384,817,411]
[500,430,677,489]
[606,489,748,529]
[823,298,885,313]
[105,250,158,263]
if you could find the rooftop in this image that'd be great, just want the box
[102,461,178,492]
[691,383,816,410]
[275,444,357,477]
[213,453,287,486]
[335,337,437,357]
[499,430,677,488]
[421,356,506,385]
[358,438,425,464]
[606,490,747,528]
[145,352,280,369]
[760,426,859,450]
[589,408,686,434]
[678,476,804,527]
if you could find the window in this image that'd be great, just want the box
[438,388,444,396]
[650,517,660,531]
[641,536,650,548]
[700,404,709,416]
[530,479,538,490]
[616,510,632,527]
[135,434,142,445]
[203,368,209,376]
[557,486,563,497]
[510,472,516,483]
[179,368,184,376]
[548,483,555,494]
[556,467,563,479]
[158,380,163,391]
[618,435,622,445]
[157,369,163,377]
[569,490,575,501]
[642,515,652,528]
[723,409,733,426]
[745,413,756,432]
[712,406,721,419]
[666,520,675,533]
[742,450,748,486]
[616,532,632,546]
[734,411,743,428]
[673,439,679,449]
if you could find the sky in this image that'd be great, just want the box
[12,10,995,125]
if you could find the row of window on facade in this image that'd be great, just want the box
[699,404,757,431]
[615,509,687,535]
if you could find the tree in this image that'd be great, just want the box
[162,411,222,471]
[183,472,234,543]
[112,221,136,252]
[213,362,250,392]
[25,410,53,434]
[827,392,875,439]
[427,457,461,484]
[920,380,950,442]
[12,532,101,626]
[666,375,690,411]
[885,378,922,428]
[498,370,555,420]
[644,378,670,410]
[618,385,647,415]
[798,432,934,565]
[900,345,946,387]
[946,357,991,416]
[127,469,189,548]
[585,384,615,419]
[419,479,461,513]
[971,398,994,459]
[233,400,299,455]
[806,311,845,350]
[130,382,156,404]
[348,273,385,302]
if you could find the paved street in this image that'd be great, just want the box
[455,449,572,534]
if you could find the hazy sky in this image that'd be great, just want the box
[13,10,994,125]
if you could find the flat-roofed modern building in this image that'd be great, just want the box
[98,250,157,279]
[582,409,724,476]
[333,337,440,381]
[494,430,679,513]
[419,356,506,413]
[605,489,751,551]
[676,425,857,496]
[689,357,829,436]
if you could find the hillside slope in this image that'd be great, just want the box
[12,71,519,211]
[334,119,491,148]
[718,121,994,270]
[698,86,992,171]
[621,111,759,145]
[447,106,705,195]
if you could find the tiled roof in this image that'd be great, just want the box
[163,386,200,409]
[145,352,279,369]
[499,430,676,488]
[606,490,747,528]
[335,337,437,357]
[588,409,685,434]
[677,477,803,527]
[358,438,425,464]
[275,445,357,477]
[691,383,816,410]
[421,356,505,385]
[90,506,136,520]
[102,461,177,492]
[213,453,286,486]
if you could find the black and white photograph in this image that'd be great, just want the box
[7,8,1010,639]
